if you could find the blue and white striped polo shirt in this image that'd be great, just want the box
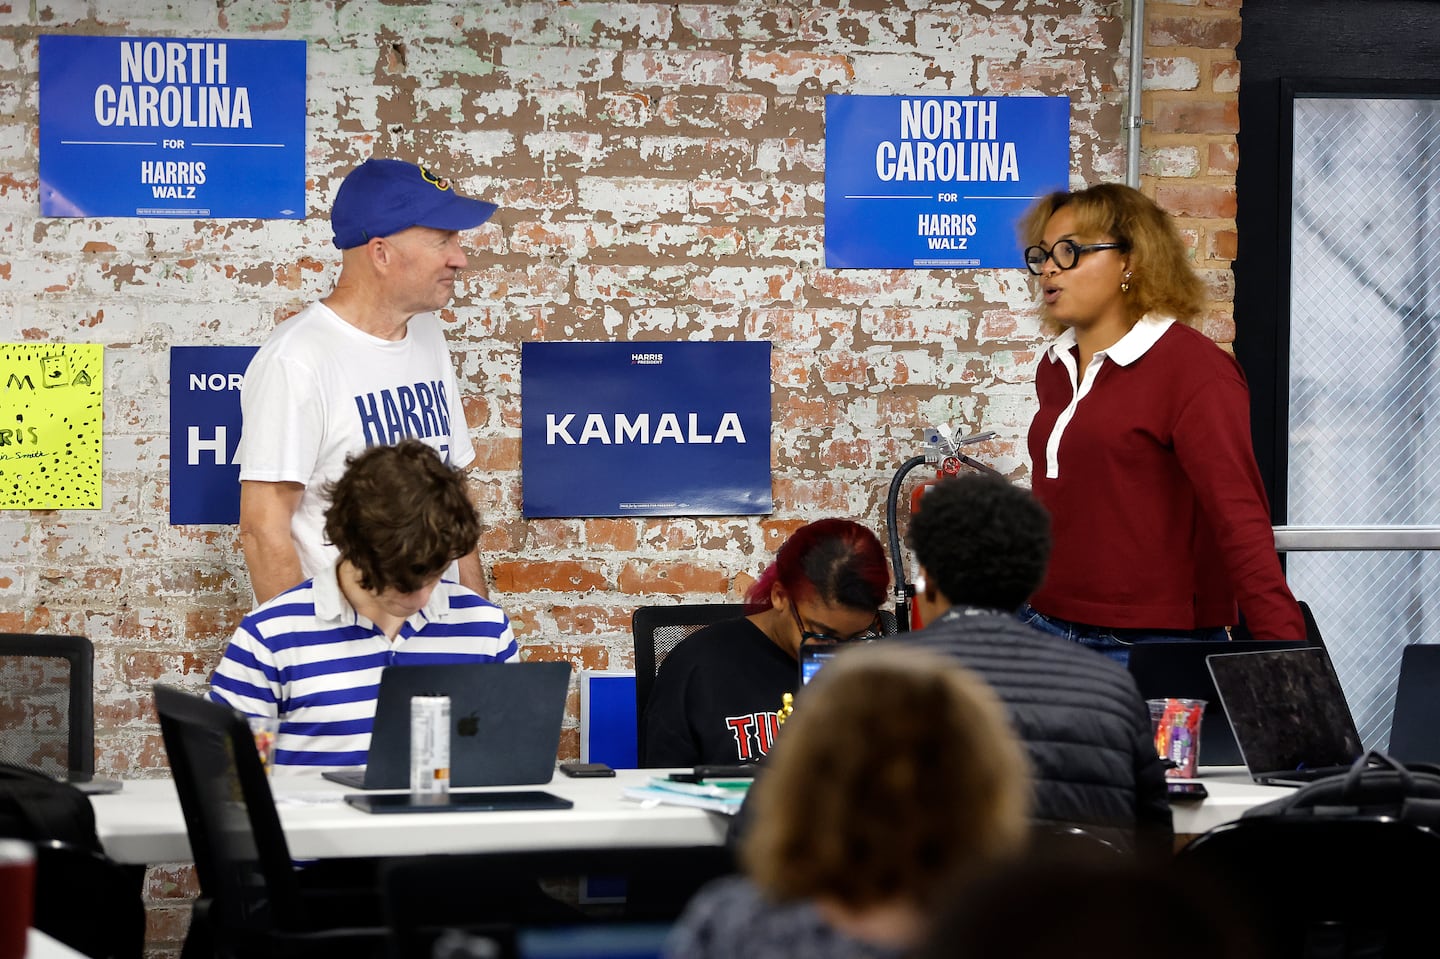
[208,566,518,771]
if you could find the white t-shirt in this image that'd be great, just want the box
[237,302,476,580]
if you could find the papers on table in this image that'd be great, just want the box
[622,776,751,815]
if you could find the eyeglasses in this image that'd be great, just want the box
[790,605,883,646]
[1024,239,1127,275]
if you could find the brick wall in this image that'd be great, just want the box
[0,0,1241,952]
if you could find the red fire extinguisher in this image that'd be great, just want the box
[887,426,1001,632]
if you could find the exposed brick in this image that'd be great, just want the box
[1155,183,1237,219]
[1207,141,1238,177]
[1199,309,1237,344]
[0,0,1246,790]
[491,560,611,594]
[1148,15,1241,50]
[1145,57,1201,91]
[616,560,730,595]
[1144,145,1202,179]
[1153,98,1239,136]
[522,645,611,671]
[551,604,634,636]
[1211,229,1239,262]
[146,863,201,901]
[585,518,641,551]
[1212,59,1240,94]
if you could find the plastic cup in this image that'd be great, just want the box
[0,839,35,959]
[248,715,280,775]
[1146,698,1206,779]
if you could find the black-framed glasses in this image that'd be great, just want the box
[1023,239,1127,275]
[790,605,883,646]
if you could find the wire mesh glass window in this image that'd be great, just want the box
[1287,92,1440,747]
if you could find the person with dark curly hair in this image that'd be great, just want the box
[1018,183,1303,663]
[905,472,1172,857]
[210,439,518,772]
[643,518,889,768]
[663,643,1031,959]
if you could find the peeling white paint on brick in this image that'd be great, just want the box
[577,175,689,223]
[505,44,619,86]
[0,22,1241,943]
[1146,56,1202,92]
[975,270,1039,311]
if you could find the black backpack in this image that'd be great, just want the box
[1243,749,1440,829]
[0,761,101,851]
[0,762,143,959]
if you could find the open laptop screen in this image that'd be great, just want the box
[1126,639,1313,766]
[1205,646,1363,781]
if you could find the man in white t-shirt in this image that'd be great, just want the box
[237,158,496,603]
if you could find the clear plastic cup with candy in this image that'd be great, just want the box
[1146,698,1206,778]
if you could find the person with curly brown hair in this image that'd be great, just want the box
[210,439,517,772]
[662,643,1031,959]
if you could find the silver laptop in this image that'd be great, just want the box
[322,661,571,790]
[1205,646,1364,787]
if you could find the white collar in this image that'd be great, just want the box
[311,559,451,629]
[1044,314,1176,367]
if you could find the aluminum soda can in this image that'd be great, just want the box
[410,695,451,796]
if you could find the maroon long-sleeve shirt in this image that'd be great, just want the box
[1027,318,1305,640]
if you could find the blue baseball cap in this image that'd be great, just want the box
[330,158,498,250]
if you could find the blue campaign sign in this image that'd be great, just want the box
[169,346,257,525]
[522,342,773,518]
[824,95,1070,269]
[39,36,305,219]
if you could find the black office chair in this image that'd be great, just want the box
[1174,815,1440,958]
[381,845,735,959]
[0,633,94,775]
[152,685,388,959]
[632,603,748,765]
[33,838,146,959]
[1028,821,1127,862]
[1232,599,1327,649]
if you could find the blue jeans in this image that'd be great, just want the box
[1016,604,1229,667]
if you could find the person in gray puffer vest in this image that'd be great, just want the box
[905,472,1173,859]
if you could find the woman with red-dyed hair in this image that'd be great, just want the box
[642,518,890,768]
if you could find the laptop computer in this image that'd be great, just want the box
[1387,644,1440,764]
[343,790,574,814]
[1127,639,1315,766]
[1205,646,1364,787]
[322,661,571,790]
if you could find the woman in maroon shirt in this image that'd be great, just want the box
[1016,183,1304,664]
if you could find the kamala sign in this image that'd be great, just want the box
[521,342,772,518]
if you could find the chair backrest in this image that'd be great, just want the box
[1174,815,1440,957]
[33,838,145,959]
[1028,821,1127,862]
[0,634,94,775]
[632,603,748,763]
[381,844,735,959]
[152,684,307,942]
[1232,599,1326,649]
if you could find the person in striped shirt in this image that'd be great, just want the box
[209,438,518,771]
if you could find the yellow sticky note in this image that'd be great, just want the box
[0,343,104,509]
